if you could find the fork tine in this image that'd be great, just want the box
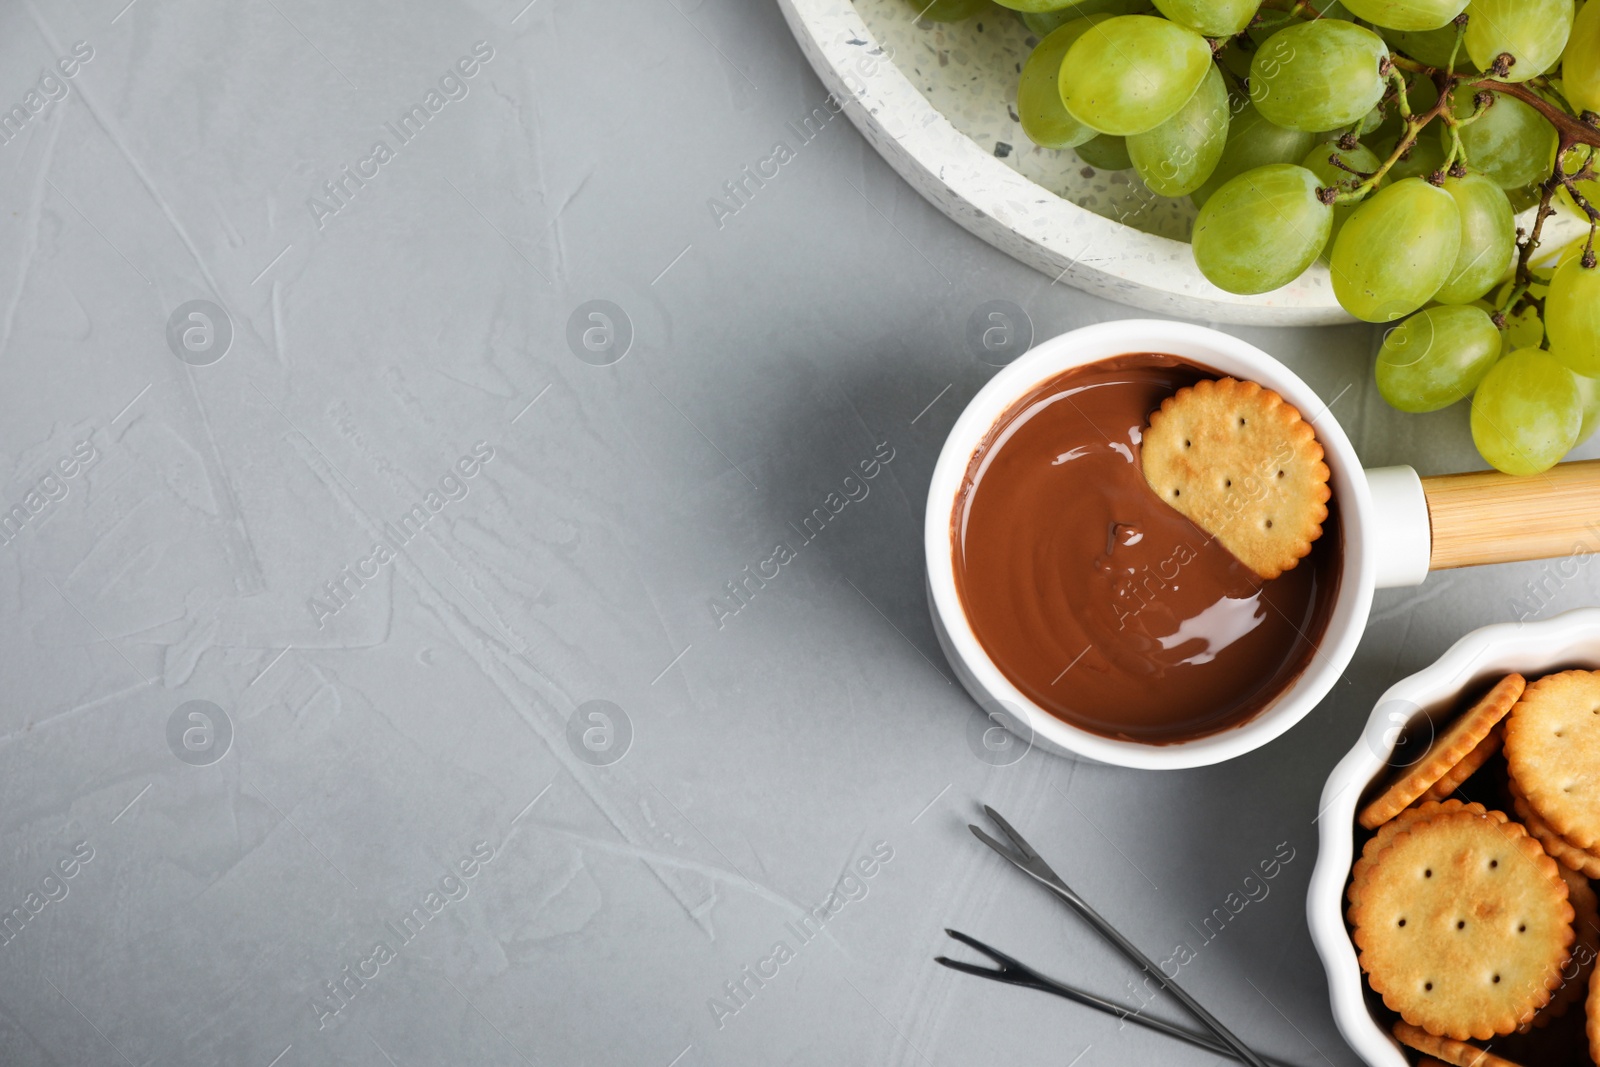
[982,805,1040,860]
[943,928,1021,968]
[969,823,1020,862]
[933,956,1000,979]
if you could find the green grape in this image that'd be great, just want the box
[1502,307,1544,353]
[1502,309,1540,353]
[910,0,991,20]
[1018,17,1107,148]
[1547,256,1600,376]
[1464,0,1574,82]
[1191,101,1320,205]
[1378,24,1477,68]
[1577,373,1600,445]
[1434,172,1515,304]
[1151,0,1260,35]
[1218,36,1254,82]
[1019,0,1149,33]
[993,0,1084,9]
[1505,183,1542,213]
[1128,66,1229,195]
[1343,0,1467,29]
[1471,348,1581,475]
[1076,133,1133,169]
[1300,141,1380,197]
[1376,305,1501,411]
[1300,140,1381,250]
[1330,177,1462,321]
[1022,10,1076,32]
[1192,164,1333,293]
[1556,146,1600,221]
[1483,280,1546,351]
[1445,88,1557,190]
[1059,15,1212,136]
[1387,137,1446,183]
[1352,106,1386,137]
[1249,21,1389,132]
[1567,0,1600,113]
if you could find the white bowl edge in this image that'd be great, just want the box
[775,0,1356,326]
[1307,607,1600,1067]
[925,319,1376,770]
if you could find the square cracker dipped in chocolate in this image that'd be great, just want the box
[1142,377,1330,580]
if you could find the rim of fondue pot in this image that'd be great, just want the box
[924,320,1376,770]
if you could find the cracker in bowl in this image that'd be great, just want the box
[1505,670,1600,852]
[1357,674,1525,830]
[1392,1021,1529,1066]
[1348,808,1574,1040]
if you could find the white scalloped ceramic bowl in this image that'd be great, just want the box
[776,0,1352,325]
[1308,608,1600,1067]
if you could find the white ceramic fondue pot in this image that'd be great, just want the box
[926,319,1600,770]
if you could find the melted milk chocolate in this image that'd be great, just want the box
[953,354,1341,744]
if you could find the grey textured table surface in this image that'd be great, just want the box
[3,2,1598,1066]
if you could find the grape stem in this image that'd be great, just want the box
[1341,40,1600,286]
[1324,67,1454,204]
[1494,84,1600,290]
[1327,154,1374,180]
[1491,281,1529,328]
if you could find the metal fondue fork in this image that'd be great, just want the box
[970,805,1272,1067]
[936,929,1304,1067]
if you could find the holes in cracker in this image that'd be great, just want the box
[1424,868,1433,878]
[1457,920,1466,930]
[1493,974,1502,983]
[1398,917,1407,927]
[1424,981,1433,991]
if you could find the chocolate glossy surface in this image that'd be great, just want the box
[952,354,1341,744]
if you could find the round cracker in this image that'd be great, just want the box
[1508,776,1600,879]
[1359,675,1527,831]
[1351,801,1507,911]
[1423,727,1505,803]
[1349,809,1573,1040]
[1141,377,1329,580]
[1504,670,1600,851]
[1392,1021,1528,1066]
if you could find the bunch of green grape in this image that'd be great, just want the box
[916,0,1600,476]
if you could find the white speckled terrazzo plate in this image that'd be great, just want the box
[776,0,1355,325]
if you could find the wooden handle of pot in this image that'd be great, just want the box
[1421,460,1600,570]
